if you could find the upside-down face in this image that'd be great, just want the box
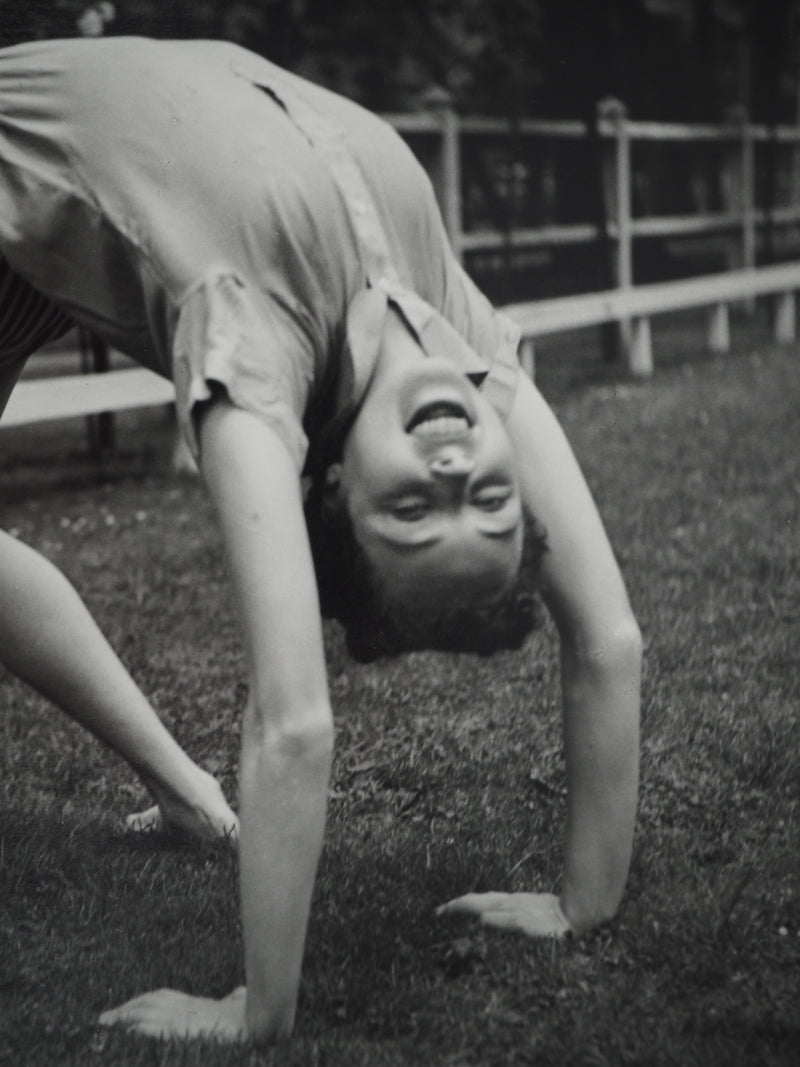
[331,309,523,613]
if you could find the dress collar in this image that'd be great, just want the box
[339,278,492,413]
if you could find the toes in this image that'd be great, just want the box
[124,802,239,845]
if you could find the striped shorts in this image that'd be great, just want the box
[0,255,75,369]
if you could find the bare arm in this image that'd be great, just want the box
[441,374,641,934]
[101,400,332,1043]
[511,374,641,928]
[199,400,333,1039]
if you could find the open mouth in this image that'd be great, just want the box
[405,401,472,434]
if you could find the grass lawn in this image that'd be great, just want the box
[0,309,798,1066]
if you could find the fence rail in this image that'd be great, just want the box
[3,365,173,429]
[509,261,800,378]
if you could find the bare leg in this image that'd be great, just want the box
[0,528,238,841]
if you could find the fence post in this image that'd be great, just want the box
[629,316,653,377]
[774,291,796,343]
[707,303,731,353]
[741,113,756,312]
[601,93,640,373]
[79,327,115,455]
[722,105,755,309]
[613,105,633,294]
[598,98,633,289]
[425,87,462,263]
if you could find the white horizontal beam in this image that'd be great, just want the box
[504,262,800,338]
[3,367,174,428]
[461,223,600,251]
[458,213,800,254]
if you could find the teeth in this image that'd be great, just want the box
[411,415,470,439]
[407,401,470,433]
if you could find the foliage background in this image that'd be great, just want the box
[1,0,799,122]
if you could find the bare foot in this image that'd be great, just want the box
[126,773,239,845]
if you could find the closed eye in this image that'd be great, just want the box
[472,487,512,512]
[390,498,432,522]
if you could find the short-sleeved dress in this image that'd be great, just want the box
[0,37,520,470]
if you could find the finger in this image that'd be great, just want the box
[99,990,175,1026]
[437,892,510,916]
[125,1019,173,1038]
[101,1012,182,1039]
[478,910,526,931]
[99,1007,144,1029]
[482,905,569,938]
[99,1000,153,1027]
[125,806,163,834]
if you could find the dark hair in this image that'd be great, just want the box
[304,477,548,662]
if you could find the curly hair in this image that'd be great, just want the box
[304,474,548,662]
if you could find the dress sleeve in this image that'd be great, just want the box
[171,271,314,470]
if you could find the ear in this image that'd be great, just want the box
[324,463,342,491]
[321,463,346,523]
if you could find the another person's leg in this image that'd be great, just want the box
[0,528,238,840]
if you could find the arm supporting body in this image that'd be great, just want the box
[507,374,641,930]
[558,621,641,928]
[198,399,334,1041]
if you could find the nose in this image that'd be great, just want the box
[429,445,475,479]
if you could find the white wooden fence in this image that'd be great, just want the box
[3,362,174,429]
[394,96,800,283]
[509,260,800,379]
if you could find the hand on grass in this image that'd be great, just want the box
[99,985,247,1042]
[437,892,571,938]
